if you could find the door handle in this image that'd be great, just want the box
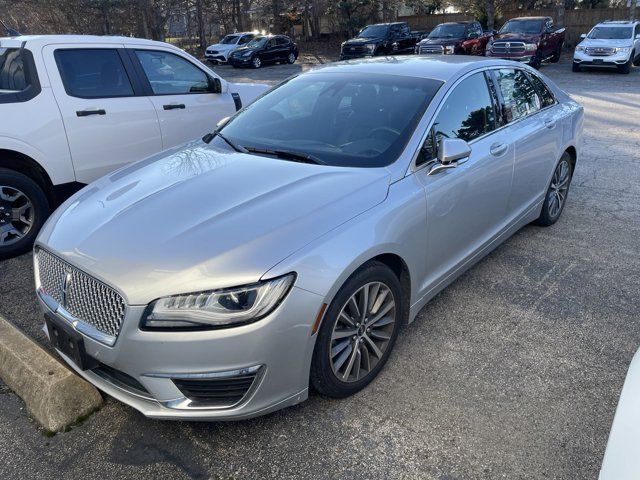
[544,118,556,129]
[490,142,508,156]
[76,109,106,117]
[163,104,186,110]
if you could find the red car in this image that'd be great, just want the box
[415,21,492,56]
[486,16,565,68]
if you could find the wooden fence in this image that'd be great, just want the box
[399,8,632,47]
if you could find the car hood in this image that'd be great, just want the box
[233,46,258,54]
[492,32,540,42]
[418,38,460,46]
[207,43,236,51]
[37,144,391,305]
[344,37,383,46]
[578,38,632,48]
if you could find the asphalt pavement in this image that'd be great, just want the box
[0,57,639,479]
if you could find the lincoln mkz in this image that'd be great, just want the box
[34,56,583,420]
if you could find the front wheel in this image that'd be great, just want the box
[0,168,50,259]
[618,57,632,74]
[572,62,581,72]
[310,261,403,398]
[530,53,542,70]
[551,43,563,63]
[252,56,262,69]
[534,153,573,227]
[287,52,296,64]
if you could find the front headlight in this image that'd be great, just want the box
[524,43,537,51]
[142,273,295,329]
[575,45,586,52]
[366,44,376,53]
[615,47,631,53]
[443,45,455,55]
[241,51,253,57]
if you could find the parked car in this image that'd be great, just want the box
[204,31,256,64]
[415,21,492,56]
[573,20,640,73]
[228,35,298,68]
[34,56,583,421]
[599,347,640,480]
[0,34,268,259]
[486,16,565,68]
[340,22,423,59]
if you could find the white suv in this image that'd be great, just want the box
[573,20,640,73]
[205,32,256,64]
[0,35,268,258]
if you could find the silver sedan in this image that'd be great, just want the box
[34,56,583,420]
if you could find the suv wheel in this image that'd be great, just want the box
[534,152,573,227]
[287,52,296,64]
[0,168,50,259]
[632,51,639,67]
[572,62,581,72]
[310,261,403,398]
[252,56,262,69]
[551,43,563,63]
[530,53,542,69]
[618,56,632,74]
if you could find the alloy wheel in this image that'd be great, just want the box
[329,281,396,383]
[287,53,295,64]
[547,158,570,218]
[252,57,261,68]
[0,185,34,246]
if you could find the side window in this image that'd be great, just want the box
[494,69,541,122]
[276,37,289,46]
[135,50,211,95]
[267,38,277,48]
[401,24,410,35]
[421,72,496,162]
[527,73,556,108]
[55,49,134,98]
[635,24,640,37]
[0,48,27,93]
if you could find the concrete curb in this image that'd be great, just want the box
[0,314,102,432]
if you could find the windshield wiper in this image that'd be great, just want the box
[202,130,248,153]
[244,147,327,165]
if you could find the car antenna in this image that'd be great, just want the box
[0,19,21,36]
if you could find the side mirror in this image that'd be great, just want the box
[438,138,471,165]
[555,27,566,34]
[636,34,640,40]
[209,77,222,94]
[580,33,587,39]
[216,116,230,129]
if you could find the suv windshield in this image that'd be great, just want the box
[428,24,466,39]
[588,26,633,40]
[220,35,240,44]
[246,36,268,48]
[215,72,442,168]
[499,20,543,35]
[0,48,26,94]
[358,25,389,38]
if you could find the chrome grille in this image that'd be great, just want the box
[418,44,444,54]
[491,41,526,54]
[36,248,126,338]
[585,47,616,56]
[342,45,365,55]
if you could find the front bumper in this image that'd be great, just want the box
[228,56,254,66]
[486,51,537,64]
[205,52,229,63]
[573,50,630,67]
[340,50,375,60]
[38,286,323,420]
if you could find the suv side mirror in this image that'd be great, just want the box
[209,77,222,94]
[580,33,587,39]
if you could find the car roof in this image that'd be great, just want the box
[0,34,170,49]
[598,21,637,25]
[439,21,474,26]
[509,17,550,21]
[308,56,524,83]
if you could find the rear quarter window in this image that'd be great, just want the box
[0,47,40,103]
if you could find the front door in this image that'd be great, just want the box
[415,71,515,292]
[43,45,163,184]
[129,47,237,149]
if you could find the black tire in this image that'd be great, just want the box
[310,261,404,398]
[618,57,632,74]
[287,52,296,64]
[530,53,542,70]
[534,152,573,227]
[572,62,581,72]
[550,43,563,63]
[0,168,50,259]
[633,51,640,67]
[252,56,261,69]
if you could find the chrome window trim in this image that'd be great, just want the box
[409,65,558,173]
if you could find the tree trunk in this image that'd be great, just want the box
[555,0,565,28]
[196,0,206,49]
[485,0,495,33]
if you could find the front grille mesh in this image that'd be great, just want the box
[418,45,444,54]
[36,248,126,338]
[491,41,526,54]
[173,372,259,407]
[585,47,615,56]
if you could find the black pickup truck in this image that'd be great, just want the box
[340,22,424,60]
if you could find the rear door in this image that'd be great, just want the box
[128,46,236,149]
[42,44,162,183]
[415,71,515,289]
[491,67,561,217]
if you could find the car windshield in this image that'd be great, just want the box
[220,35,240,44]
[246,36,268,48]
[499,20,543,35]
[216,72,442,168]
[428,24,466,39]
[588,26,633,40]
[358,25,389,38]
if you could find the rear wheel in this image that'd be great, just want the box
[0,168,49,259]
[534,153,573,227]
[310,261,403,398]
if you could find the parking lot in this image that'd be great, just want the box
[1,56,639,479]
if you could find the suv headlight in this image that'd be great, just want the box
[615,47,631,53]
[524,43,537,51]
[575,45,585,52]
[142,274,295,329]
